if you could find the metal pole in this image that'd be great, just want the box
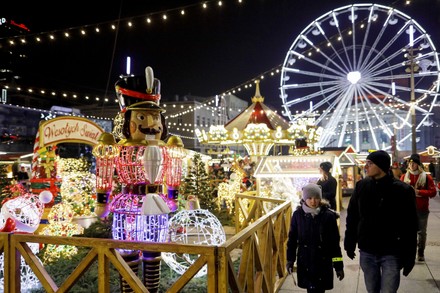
[409,47,417,154]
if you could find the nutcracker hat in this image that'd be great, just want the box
[115,66,161,110]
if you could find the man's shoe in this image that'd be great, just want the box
[418,255,425,262]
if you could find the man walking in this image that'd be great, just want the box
[344,150,418,293]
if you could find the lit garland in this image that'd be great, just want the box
[208,125,229,141]
[243,123,271,141]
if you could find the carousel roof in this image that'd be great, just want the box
[195,81,323,157]
[224,81,290,131]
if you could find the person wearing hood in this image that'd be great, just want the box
[344,150,418,293]
[286,183,344,293]
[400,153,437,262]
[317,161,338,210]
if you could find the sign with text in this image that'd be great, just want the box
[39,116,104,147]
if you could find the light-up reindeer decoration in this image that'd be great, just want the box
[92,66,185,293]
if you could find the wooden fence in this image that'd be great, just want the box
[0,193,292,292]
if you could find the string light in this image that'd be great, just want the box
[2,0,435,147]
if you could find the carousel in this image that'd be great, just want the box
[195,80,323,160]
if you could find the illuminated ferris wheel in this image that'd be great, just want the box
[280,3,440,151]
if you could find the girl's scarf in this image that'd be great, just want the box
[302,203,320,217]
[404,168,426,189]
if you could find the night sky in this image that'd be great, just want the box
[1,0,439,111]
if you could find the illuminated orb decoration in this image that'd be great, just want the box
[0,191,52,233]
[39,203,84,264]
[0,242,41,291]
[162,209,226,277]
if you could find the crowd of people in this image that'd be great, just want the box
[286,150,438,293]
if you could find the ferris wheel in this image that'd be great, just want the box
[279,3,440,151]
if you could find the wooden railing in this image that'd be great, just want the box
[0,194,292,292]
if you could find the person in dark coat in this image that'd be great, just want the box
[317,162,338,210]
[286,183,344,293]
[344,150,418,293]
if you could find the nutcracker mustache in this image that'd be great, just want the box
[138,126,162,135]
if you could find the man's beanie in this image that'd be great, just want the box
[320,162,332,173]
[409,153,421,166]
[302,183,322,200]
[366,150,391,173]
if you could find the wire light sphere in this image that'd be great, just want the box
[0,242,41,292]
[162,209,226,277]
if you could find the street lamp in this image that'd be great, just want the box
[405,24,419,154]
[408,47,417,154]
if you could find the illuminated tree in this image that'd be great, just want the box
[180,154,214,210]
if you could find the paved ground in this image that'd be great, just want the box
[280,188,440,293]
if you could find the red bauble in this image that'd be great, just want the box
[0,218,16,232]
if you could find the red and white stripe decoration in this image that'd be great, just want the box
[31,130,40,178]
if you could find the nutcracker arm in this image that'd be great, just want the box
[93,132,119,218]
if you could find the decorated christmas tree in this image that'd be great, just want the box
[179,153,214,210]
[58,157,96,217]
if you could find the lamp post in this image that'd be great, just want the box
[405,24,418,154]
[408,46,417,154]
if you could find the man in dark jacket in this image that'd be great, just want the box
[344,150,417,293]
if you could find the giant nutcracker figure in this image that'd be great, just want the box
[93,66,184,293]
